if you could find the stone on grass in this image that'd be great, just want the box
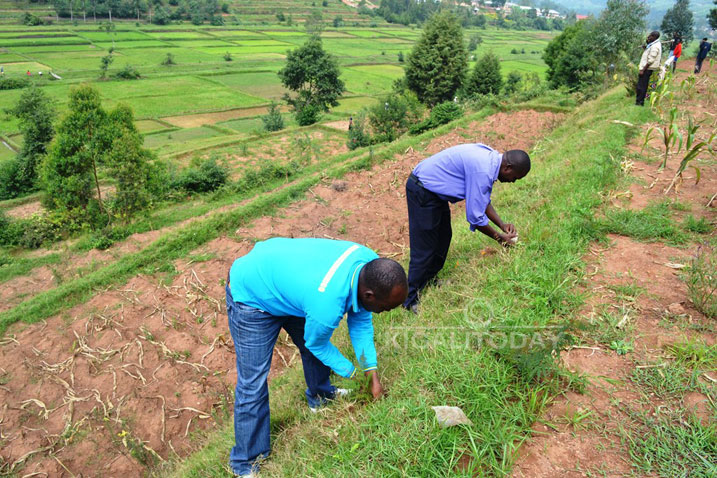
[431,406,473,428]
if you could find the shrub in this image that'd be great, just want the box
[114,65,141,80]
[409,101,462,135]
[161,53,176,66]
[503,71,523,95]
[0,159,22,200]
[295,103,321,126]
[465,51,502,96]
[224,52,233,61]
[262,102,284,132]
[13,214,63,249]
[368,92,424,143]
[0,78,29,90]
[347,113,371,150]
[171,158,228,193]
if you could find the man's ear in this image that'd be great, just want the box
[362,289,375,301]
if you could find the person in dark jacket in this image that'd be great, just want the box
[695,38,712,74]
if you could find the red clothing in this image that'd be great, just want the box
[673,43,682,59]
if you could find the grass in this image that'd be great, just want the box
[161,88,655,477]
[598,201,689,245]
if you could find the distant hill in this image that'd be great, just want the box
[544,0,714,33]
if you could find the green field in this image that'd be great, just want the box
[0,18,554,160]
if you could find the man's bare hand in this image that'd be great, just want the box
[366,370,385,400]
[501,223,516,235]
[498,232,518,247]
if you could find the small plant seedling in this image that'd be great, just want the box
[609,340,633,355]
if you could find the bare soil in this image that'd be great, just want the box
[0,108,565,476]
[162,105,291,129]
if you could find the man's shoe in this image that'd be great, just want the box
[408,303,419,315]
[309,388,352,412]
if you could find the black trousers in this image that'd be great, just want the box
[695,57,705,73]
[635,70,652,106]
[404,175,452,308]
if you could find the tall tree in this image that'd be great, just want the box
[405,11,468,106]
[593,0,648,68]
[41,85,113,222]
[708,0,716,29]
[305,10,324,35]
[661,0,694,44]
[11,86,56,191]
[278,36,344,126]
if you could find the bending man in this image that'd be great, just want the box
[225,238,408,477]
[404,143,530,312]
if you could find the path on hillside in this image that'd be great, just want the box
[513,62,716,478]
[0,109,564,477]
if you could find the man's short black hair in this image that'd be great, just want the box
[504,149,531,177]
[704,38,709,41]
[363,258,407,300]
[650,31,660,39]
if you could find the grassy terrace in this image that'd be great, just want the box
[162,88,656,477]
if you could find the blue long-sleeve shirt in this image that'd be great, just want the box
[228,238,379,378]
[413,143,502,230]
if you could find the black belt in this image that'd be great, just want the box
[408,173,424,188]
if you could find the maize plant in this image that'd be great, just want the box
[649,72,674,115]
[680,75,696,100]
[664,117,716,194]
[642,107,682,170]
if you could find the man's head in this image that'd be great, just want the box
[647,31,660,43]
[498,149,531,183]
[703,38,708,42]
[358,258,408,313]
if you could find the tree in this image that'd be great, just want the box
[105,106,158,219]
[710,0,717,30]
[543,20,600,90]
[261,102,284,132]
[405,11,468,106]
[99,53,114,79]
[278,36,344,126]
[368,92,423,143]
[41,85,112,223]
[465,51,503,96]
[305,10,324,34]
[593,0,648,70]
[10,86,56,192]
[661,0,694,44]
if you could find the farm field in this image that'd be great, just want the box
[2,2,714,478]
[0,17,554,165]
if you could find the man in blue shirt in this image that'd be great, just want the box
[404,143,530,312]
[226,238,408,477]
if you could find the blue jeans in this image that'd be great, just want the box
[225,284,336,475]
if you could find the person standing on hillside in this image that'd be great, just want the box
[665,34,682,73]
[403,144,531,313]
[695,38,712,73]
[636,31,662,106]
[225,238,408,477]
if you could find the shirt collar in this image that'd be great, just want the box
[349,263,365,313]
[493,152,503,183]
[646,39,660,48]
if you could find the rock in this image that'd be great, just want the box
[667,302,686,315]
[331,181,347,192]
[431,406,473,428]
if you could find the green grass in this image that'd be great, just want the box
[598,201,689,245]
[162,88,655,477]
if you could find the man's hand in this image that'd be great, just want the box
[501,223,516,235]
[365,370,384,400]
[497,232,518,247]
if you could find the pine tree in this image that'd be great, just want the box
[661,0,694,45]
[708,0,717,30]
[465,51,503,96]
[405,11,468,106]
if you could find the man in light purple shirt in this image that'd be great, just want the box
[404,143,531,311]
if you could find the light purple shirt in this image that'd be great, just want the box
[413,143,502,230]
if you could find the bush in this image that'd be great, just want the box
[295,103,321,126]
[114,65,141,80]
[503,71,523,95]
[0,78,29,90]
[12,214,63,249]
[224,52,233,61]
[234,160,302,193]
[262,102,284,132]
[465,51,502,96]
[161,53,176,66]
[409,101,462,135]
[22,12,45,26]
[347,113,371,150]
[171,158,228,193]
[0,159,22,200]
[368,92,424,143]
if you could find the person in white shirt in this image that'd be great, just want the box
[636,31,662,106]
